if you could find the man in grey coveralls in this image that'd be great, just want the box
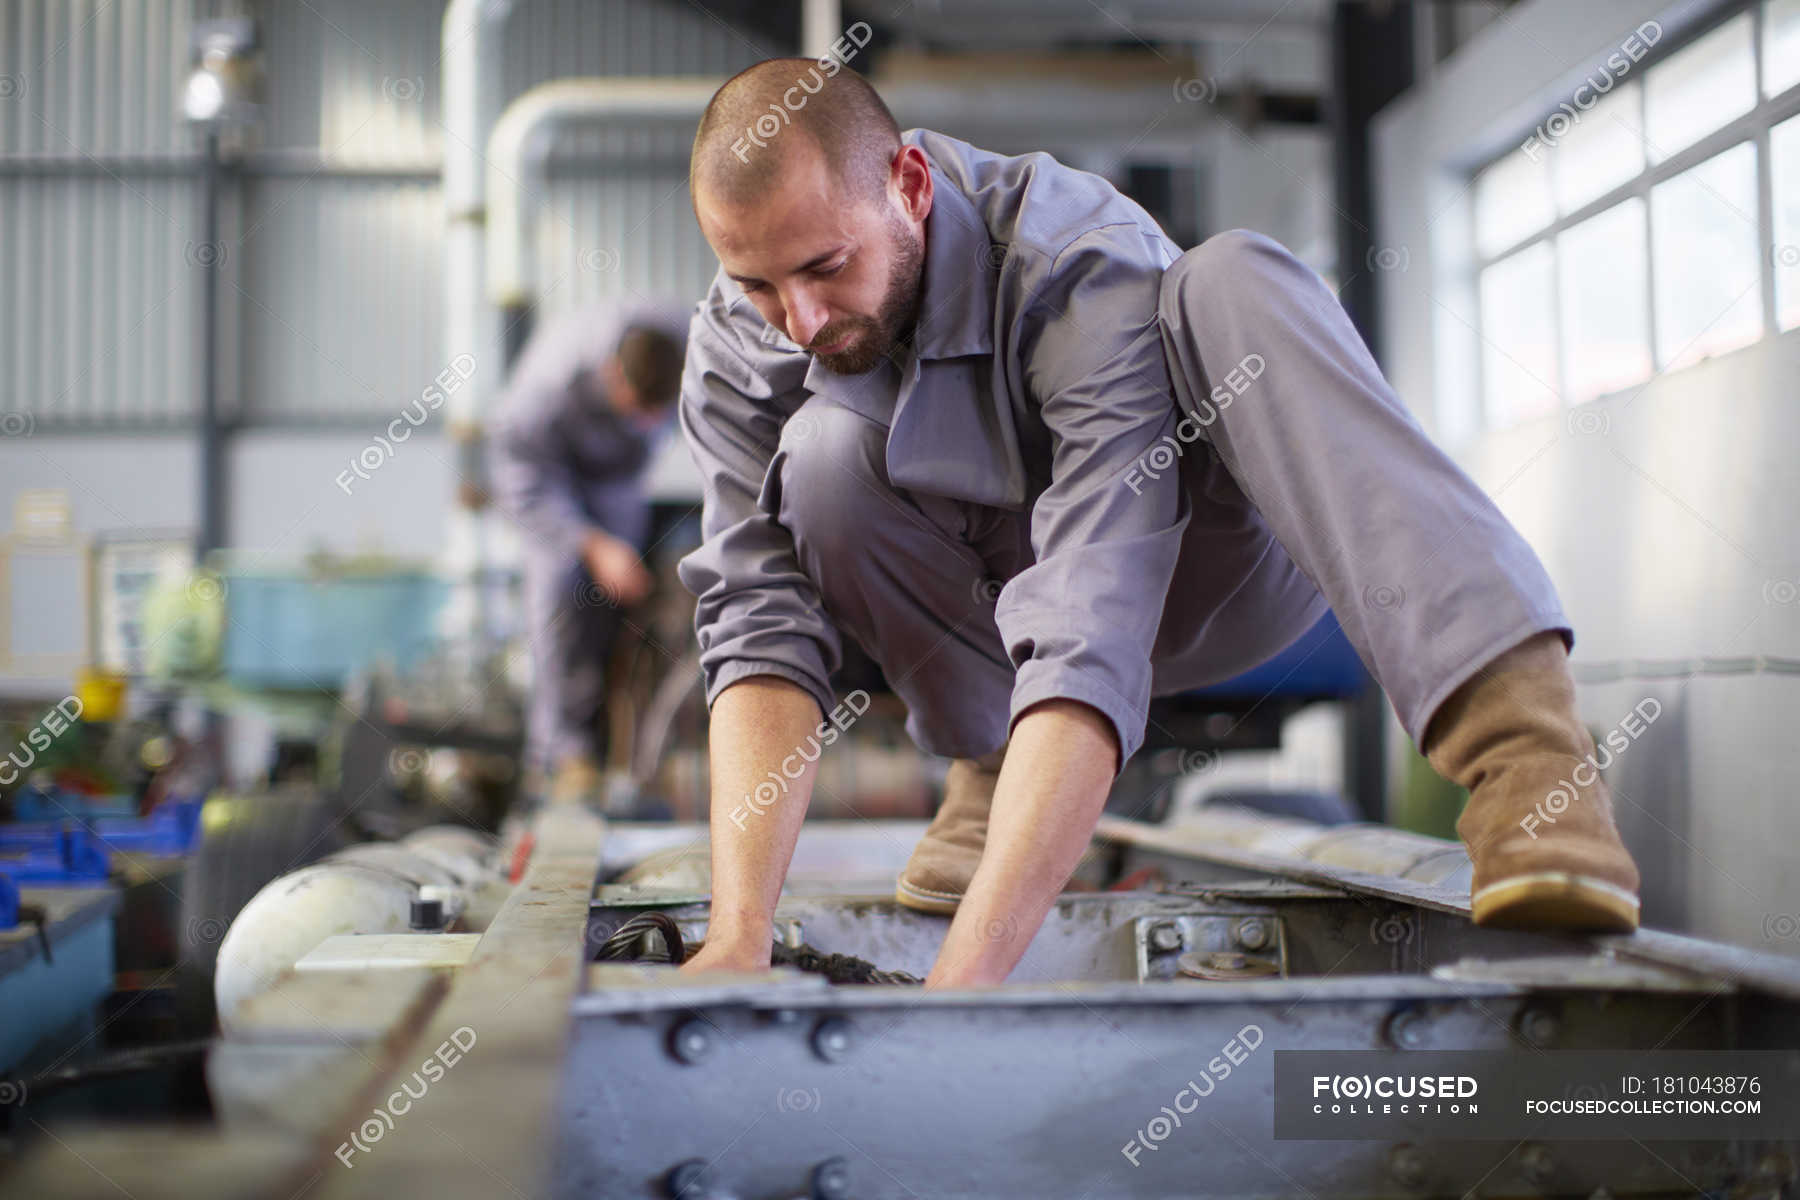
[676,61,1641,988]
[493,305,685,797]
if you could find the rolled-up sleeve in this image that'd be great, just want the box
[676,306,841,723]
[997,223,1189,770]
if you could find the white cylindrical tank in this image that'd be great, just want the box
[400,825,500,887]
[213,827,502,1029]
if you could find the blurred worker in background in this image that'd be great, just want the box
[493,305,687,803]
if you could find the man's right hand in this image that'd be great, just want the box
[581,530,653,607]
[676,677,825,974]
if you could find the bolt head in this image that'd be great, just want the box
[670,1019,712,1064]
[1386,1009,1427,1049]
[1234,918,1270,950]
[1518,1007,1559,1047]
[665,1159,708,1198]
[1148,922,1184,952]
[1755,1152,1796,1183]
[810,1156,851,1200]
[812,1017,853,1062]
[1388,1144,1427,1186]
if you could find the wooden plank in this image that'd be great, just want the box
[307,806,606,1198]
[230,967,448,1045]
[2,1128,316,1200]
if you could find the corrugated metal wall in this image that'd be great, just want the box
[2,174,203,423]
[506,4,768,325]
[538,123,723,312]
[257,0,445,157]
[239,175,446,418]
[0,0,222,425]
[0,0,777,428]
[0,0,203,157]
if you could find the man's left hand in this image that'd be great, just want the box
[922,698,1119,988]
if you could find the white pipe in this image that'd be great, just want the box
[440,0,514,654]
[401,824,504,885]
[486,78,719,307]
[484,70,1204,308]
[443,0,514,423]
[801,0,842,59]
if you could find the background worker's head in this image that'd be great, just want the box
[595,323,685,428]
[690,59,929,375]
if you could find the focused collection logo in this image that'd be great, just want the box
[1311,1073,1480,1115]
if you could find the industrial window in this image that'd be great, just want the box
[1470,1,1800,430]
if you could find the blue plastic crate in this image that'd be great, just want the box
[11,790,137,823]
[0,827,110,884]
[87,798,203,854]
[219,569,447,689]
[1,798,200,887]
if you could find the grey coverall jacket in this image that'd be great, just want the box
[677,129,1568,769]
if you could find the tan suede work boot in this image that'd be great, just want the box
[895,745,1006,914]
[1424,632,1641,932]
[548,754,603,808]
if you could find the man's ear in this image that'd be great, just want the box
[892,144,933,225]
[597,358,633,412]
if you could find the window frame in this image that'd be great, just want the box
[1470,0,1800,432]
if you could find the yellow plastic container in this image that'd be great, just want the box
[75,668,128,722]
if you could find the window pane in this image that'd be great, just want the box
[1766,0,1800,96]
[1474,148,1553,259]
[1559,199,1653,404]
[1480,242,1560,429]
[1644,14,1755,163]
[1650,141,1764,370]
[1774,113,1800,330]
[1552,80,1645,215]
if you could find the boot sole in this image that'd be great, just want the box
[894,873,1100,915]
[894,875,963,916]
[1471,871,1640,932]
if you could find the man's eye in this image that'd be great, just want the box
[814,260,847,276]
[740,281,767,294]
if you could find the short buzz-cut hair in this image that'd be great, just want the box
[690,58,901,210]
[615,324,685,409]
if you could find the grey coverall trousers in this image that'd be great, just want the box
[767,231,1568,761]
[522,551,622,772]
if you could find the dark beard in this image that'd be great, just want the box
[809,215,923,375]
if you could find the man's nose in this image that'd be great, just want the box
[782,286,830,348]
